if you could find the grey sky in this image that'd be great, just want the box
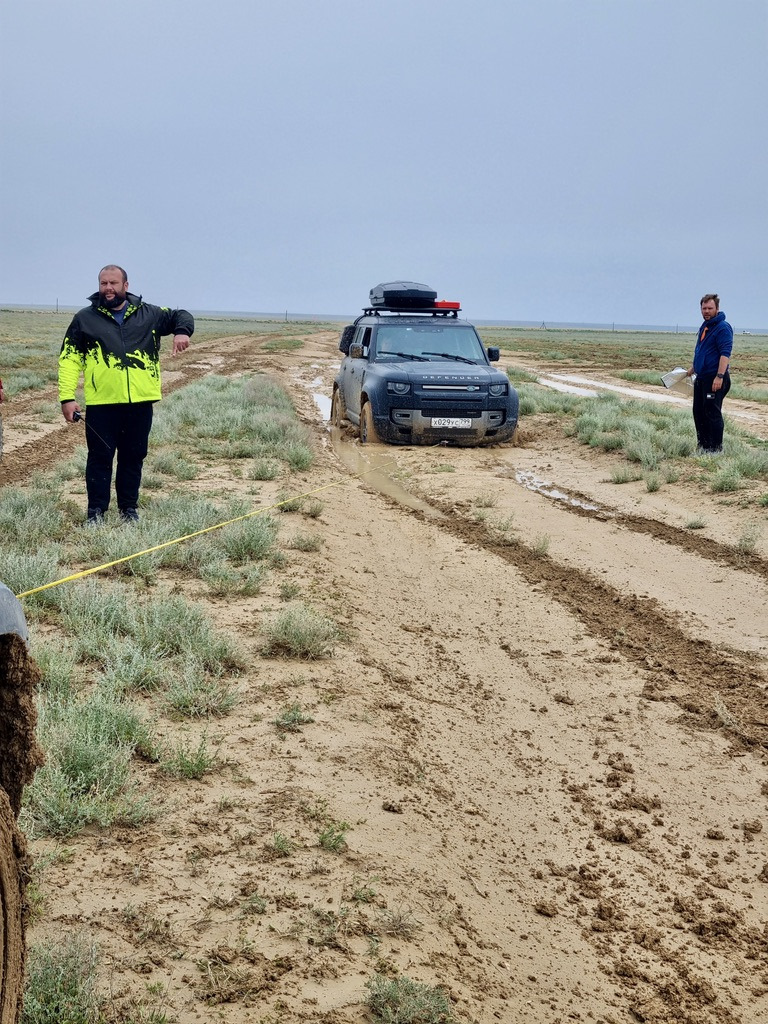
[1,0,765,327]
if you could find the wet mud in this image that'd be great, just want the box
[360,483,768,751]
[0,635,42,1024]
[512,469,768,584]
[0,636,44,816]
[5,331,768,1023]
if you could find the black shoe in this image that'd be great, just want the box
[119,507,139,523]
[85,508,105,526]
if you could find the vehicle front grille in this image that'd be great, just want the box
[420,402,483,416]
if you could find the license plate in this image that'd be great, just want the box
[431,417,472,429]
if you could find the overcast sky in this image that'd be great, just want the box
[1,0,765,328]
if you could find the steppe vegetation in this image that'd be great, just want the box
[505,367,768,503]
[482,323,768,394]
[0,309,332,398]
[2,374,327,842]
[0,357,356,1019]
[2,310,768,1023]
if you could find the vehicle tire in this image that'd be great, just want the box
[360,402,380,444]
[330,387,347,427]
[338,325,355,354]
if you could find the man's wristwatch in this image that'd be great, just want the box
[715,373,724,379]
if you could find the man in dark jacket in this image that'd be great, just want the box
[687,293,732,454]
[59,265,194,523]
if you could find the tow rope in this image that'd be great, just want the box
[15,461,394,600]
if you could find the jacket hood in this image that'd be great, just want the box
[700,310,726,330]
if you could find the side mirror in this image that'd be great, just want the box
[487,346,500,362]
[349,343,365,359]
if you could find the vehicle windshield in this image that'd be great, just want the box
[374,324,486,362]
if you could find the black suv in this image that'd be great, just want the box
[331,282,519,445]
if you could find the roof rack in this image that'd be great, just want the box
[361,306,461,317]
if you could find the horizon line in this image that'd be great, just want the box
[1,303,765,335]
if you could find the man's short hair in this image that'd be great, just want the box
[700,293,720,309]
[99,264,128,283]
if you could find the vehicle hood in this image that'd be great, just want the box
[387,361,503,383]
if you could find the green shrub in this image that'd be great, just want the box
[710,465,742,493]
[249,458,281,480]
[261,603,341,660]
[21,932,102,1024]
[366,973,454,1023]
[23,689,154,837]
[318,820,350,853]
[160,733,218,779]
[217,515,278,563]
[273,703,314,732]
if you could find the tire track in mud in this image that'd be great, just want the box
[360,485,768,750]
[507,476,768,583]
[615,509,768,581]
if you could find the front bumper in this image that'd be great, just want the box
[376,407,517,445]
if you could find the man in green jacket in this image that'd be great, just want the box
[59,265,194,524]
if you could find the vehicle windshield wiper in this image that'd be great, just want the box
[388,351,429,361]
[422,351,479,365]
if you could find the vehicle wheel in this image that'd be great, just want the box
[330,387,346,427]
[360,402,380,444]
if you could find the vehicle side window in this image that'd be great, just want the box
[358,326,372,356]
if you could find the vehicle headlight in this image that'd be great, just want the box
[387,381,411,395]
[488,383,508,396]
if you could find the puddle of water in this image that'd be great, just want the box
[313,392,332,420]
[516,470,601,512]
[539,373,689,405]
[290,367,333,421]
[330,429,446,520]
[537,379,599,397]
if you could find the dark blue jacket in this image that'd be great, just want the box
[693,311,732,376]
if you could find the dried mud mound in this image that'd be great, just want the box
[0,791,29,1024]
[0,634,43,1024]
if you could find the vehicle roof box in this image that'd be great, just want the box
[369,281,437,309]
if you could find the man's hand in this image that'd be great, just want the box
[61,400,81,423]
[171,334,190,356]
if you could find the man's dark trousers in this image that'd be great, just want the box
[84,402,153,514]
[692,372,730,452]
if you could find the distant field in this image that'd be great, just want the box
[1,308,765,399]
[478,324,768,387]
[0,309,335,397]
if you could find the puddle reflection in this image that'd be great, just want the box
[516,470,601,512]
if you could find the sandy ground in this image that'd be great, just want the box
[2,329,768,1024]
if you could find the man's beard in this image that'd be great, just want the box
[102,290,127,309]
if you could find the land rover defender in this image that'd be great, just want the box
[331,281,519,446]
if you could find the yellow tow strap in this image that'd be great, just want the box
[15,473,371,600]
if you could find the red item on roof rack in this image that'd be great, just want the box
[434,300,461,309]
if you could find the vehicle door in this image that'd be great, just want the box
[343,326,372,421]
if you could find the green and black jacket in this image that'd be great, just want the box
[59,291,194,406]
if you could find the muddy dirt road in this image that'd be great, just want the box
[4,329,768,1023]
